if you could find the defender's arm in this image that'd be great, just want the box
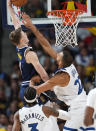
[33,72,70,94]
[84,106,94,126]
[22,13,58,60]
[84,89,95,126]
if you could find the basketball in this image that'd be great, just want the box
[11,0,27,7]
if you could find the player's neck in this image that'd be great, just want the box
[58,62,64,68]
[59,63,69,69]
[63,63,69,68]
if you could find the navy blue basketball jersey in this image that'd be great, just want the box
[16,46,37,86]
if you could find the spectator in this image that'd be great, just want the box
[76,65,85,84]
[7,124,12,131]
[85,57,95,77]
[0,74,5,88]
[12,61,19,74]
[8,114,14,125]
[0,88,8,114]
[9,78,19,101]
[6,100,18,117]
[75,47,92,66]
[0,114,8,131]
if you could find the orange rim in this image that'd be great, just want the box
[48,10,83,25]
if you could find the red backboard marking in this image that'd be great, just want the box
[75,2,87,12]
[60,1,87,12]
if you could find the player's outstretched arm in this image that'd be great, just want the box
[42,106,70,120]
[26,51,49,82]
[22,13,58,61]
[84,89,95,126]
[8,0,21,29]
[33,72,70,94]
[12,111,21,131]
[84,106,94,126]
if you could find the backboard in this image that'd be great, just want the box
[1,0,96,28]
[50,0,96,27]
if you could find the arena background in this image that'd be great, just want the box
[0,0,96,131]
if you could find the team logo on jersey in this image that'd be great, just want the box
[17,53,22,60]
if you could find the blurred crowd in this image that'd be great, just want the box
[0,26,96,131]
[22,0,47,18]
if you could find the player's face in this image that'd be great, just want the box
[20,31,29,44]
[57,52,63,68]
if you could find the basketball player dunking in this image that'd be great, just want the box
[8,0,49,103]
[21,13,95,130]
[12,86,70,131]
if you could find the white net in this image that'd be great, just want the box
[48,10,83,47]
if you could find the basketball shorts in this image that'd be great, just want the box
[63,106,95,131]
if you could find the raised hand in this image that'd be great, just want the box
[21,13,33,29]
[8,0,12,7]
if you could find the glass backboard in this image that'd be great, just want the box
[50,0,96,23]
[1,0,96,28]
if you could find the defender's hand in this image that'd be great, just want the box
[29,80,34,87]
[31,75,41,84]
[21,13,33,29]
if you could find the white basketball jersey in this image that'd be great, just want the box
[86,88,96,126]
[86,88,96,109]
[19,104,59,131]
[53,64,86,106]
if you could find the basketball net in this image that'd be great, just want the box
[48,10,83,47]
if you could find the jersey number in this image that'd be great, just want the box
[74,76,83,95]
[28,123,38,131]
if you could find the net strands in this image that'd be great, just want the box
[48,10,83,47]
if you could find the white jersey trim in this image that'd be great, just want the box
[24,47,33,58]
[21,81,30,86]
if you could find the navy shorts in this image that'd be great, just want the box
[20,85,28,104]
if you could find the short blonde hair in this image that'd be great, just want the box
[9,27,22,45]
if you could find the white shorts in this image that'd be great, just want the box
[63,101,95,131]
[43,116,60,131]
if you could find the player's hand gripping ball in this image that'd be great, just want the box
[11,0,27,7]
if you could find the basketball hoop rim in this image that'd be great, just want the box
[47,10,83,47]
[48,9,84,16]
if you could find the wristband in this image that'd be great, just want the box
[57,110,71,120]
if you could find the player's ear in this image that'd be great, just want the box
[19,37,22,43]
[19,35,24,44]
[19,31,23,43]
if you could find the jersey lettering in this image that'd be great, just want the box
[74,76,83,95]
